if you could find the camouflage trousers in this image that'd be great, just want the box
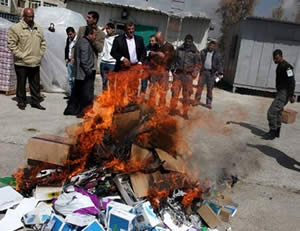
[267,90,289,130]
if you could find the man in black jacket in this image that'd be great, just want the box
[193,40,223,109]
[111,22,145,72]
[110,22,146,103]
[263,49,296,140]
[64,26,97,117]
[170,34,201,120]
[65,27,77,96]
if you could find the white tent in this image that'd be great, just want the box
[35,7,86,93]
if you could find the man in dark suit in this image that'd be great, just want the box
[63,26,97,117]
[65,27,77,96]
[111,22,146,72]
[110,22,146,103]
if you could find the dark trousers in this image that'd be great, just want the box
[148,72,169,107]
[67,71,95,114]
[267,90,289,130]
[15,65,41,105]
[195,70,215,105]
[100,62,115,91]
[170,73,193,114]
[141,78,148,93]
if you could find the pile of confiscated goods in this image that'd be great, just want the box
[0,68,238,231]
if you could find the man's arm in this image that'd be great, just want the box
[287,66,296,101]
[39,28,46,57]
[79,40,93,76]
[138,37,146,63]
[215,52,223,74]
[65,38,69,61]
[7,25,24,59]
[92,29,105,54]
[110,37,122,61]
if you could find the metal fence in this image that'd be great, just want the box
[0,12,20,23]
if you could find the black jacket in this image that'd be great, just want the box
[276,60,295,97]
[110,34,146,71]
[65,38,70,61]
[173,43,201,73]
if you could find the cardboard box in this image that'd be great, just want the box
[106,201,134,221]
[197,204,221,229]
[216,193,232,206]
[135,201,161,230]
[26,134,75,166]
[218,208,231,222]
[108,208,136,231]
[130,173,151,198]
[282,108,297,124]
[82,220,105,231]
[156,149,186,173]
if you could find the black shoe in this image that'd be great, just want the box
[206,104,212,109]
[17,103,26,110]
[263,129,277,140]
[31,104,46,110]
[276,127,281,138]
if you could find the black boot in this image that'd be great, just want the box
[263,129,277,140]
[276,127,281,138]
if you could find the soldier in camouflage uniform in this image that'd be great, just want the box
[263,49,296,140]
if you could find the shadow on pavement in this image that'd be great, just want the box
[227,121,267,137]
[247,144,300,173]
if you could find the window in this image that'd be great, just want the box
[31,0,41,8]
[44,2,57,7]
[0,0,9,6]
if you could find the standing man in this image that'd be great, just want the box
[100,23,116,91]
[263,49,296,140]
[77,11,105,98]
[141,34,158,95]
[64,26,97,117]
[148,31,175,107]
[110,22,146,102]
[170,34,201,120]
[8,8,46,110]
[65,27,77,96]
[193,40,223,109]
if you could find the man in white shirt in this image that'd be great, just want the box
[65,27,77,96]
[100,23,116,91]
[110,22,146,103]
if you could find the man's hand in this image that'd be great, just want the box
[156,51,165,59]
[289,96,296,104]
[192,70,199,79]
[122,58,131,67]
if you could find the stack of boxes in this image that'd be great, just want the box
[0,28,16,92]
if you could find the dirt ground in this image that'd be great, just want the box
[0,79,299,230]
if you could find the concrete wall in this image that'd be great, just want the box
[66,1,210,50]
[224,18,300,94]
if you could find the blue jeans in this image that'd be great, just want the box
[141,78,148,93]
[100,62,115,91]
[67,62,74,95]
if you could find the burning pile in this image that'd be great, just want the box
[5,66,237,231]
